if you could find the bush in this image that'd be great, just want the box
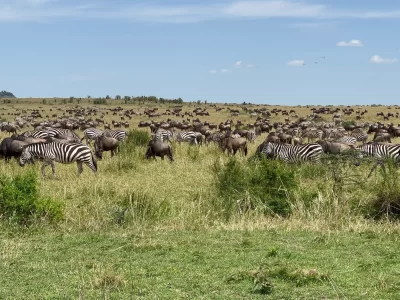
[93,98,107,105]
[212,157,298,219]
[367,160,400,219]
[120,129,151,154]
[0,171,64,225]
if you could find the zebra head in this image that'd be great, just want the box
[19,147,34,167]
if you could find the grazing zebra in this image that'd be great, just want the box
[174,131,198,144]
[19,142,97,176]
[356,143,400,161]
[260,142,323,163]
[206,132,225,145]
[351,130,368,144]
[334,136,357,144]
[104,129,127,142]
[82,128,104,145]
[301,129,323,143]
[286,128,300,137]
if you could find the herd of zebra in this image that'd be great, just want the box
[1,124,400,177]
[1,128,126,176]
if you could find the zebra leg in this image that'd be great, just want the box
[77,161,84,176]
[41,159,53,177]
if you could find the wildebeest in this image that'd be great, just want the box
[94,135,119,160]
[0,138,28,161]
[219,135,248,156]
[145,139,174,162]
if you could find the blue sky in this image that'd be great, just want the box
[1,0,400,105]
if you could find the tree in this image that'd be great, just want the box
[115,95,121,100]
[0,91,16,98]
[87,95,91,99]
[106,95,111,99]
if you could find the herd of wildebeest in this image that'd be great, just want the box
[0,103,400,176]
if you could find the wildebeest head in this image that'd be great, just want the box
[94,135,104,160]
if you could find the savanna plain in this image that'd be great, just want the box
[1,98,400,299]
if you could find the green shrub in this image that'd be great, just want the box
[212,157,298,218]
[93,98,107,104]
[0,171,64,225]
[367,160,400,219]
[119,129,151,155]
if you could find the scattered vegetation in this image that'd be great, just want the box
[0,171,64,225]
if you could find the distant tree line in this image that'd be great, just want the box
[0,91,16,98]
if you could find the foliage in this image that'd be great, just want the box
[212,157,298,218]
[367,159,400,219]
[93,98,107,104]
[0,171,64,225]
[0,90,16,98]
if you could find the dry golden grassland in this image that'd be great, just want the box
[0,98,400,298]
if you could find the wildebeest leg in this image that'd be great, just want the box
[77,161,83,176]
[161,155,165,160]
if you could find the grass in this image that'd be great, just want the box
[1,99,400,298]
[1,228,400,299]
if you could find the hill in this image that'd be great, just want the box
[0,90,16,98]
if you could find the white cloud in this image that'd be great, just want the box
[337,40,363,47]
[234,61,255,68]
[224,1,325,18]
[370,55,398,64]
[3,1,400,23]
[234,61,243,68]
[287,60,305,66]
[208,70,218,74]
[221,69,230,73]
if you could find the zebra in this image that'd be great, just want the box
[334,136,357,144]
[28,129,81,143]
[351,129,368,144]
[19,142,97,176]
[174,131,198,145]
[246,130,257,143]
[356,143,400,161]
[259,142,323,163]
[152,129,173,143]
[104,129,127,142]
[82,128,104,145]
[206,132,225,145]
[301,129,323,143]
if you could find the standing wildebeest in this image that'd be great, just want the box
[0,138,28,161]
[219,136,248,156]
[94,135,119,160]
[145,140,174,162]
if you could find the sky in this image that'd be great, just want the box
[1,0,400,105]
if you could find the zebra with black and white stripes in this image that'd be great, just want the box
[246,130,257,143]
[152,129,173,143]
[259,142,323,163]
[82,128,104,145]
[27,128,81,143]
[104,129,127,142]
[19,142,97,176]
[174,131,198,144]
[351,129,368,144]
[334,136,357,144]
[356,143,400,162]
[301,129,323,143]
